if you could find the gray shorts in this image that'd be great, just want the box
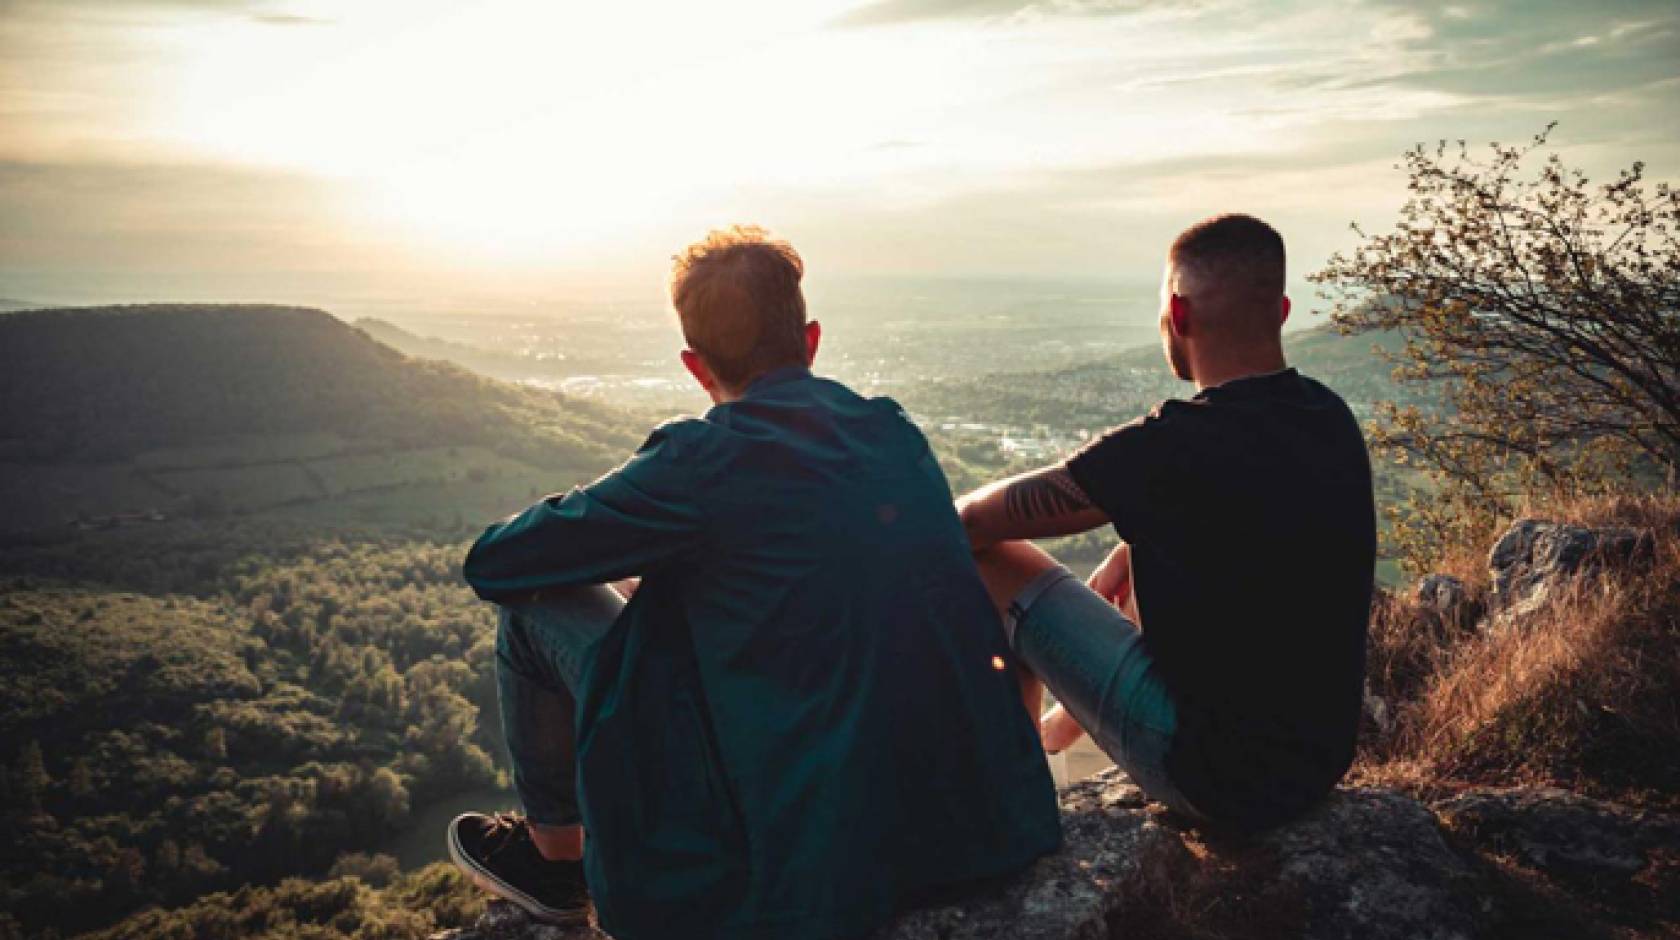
[1006,565,1206,820]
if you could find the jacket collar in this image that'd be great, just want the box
[741,364,814,398]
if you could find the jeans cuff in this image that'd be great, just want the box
[1003,564,1076,650]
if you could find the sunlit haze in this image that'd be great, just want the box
[2,0,1676,313]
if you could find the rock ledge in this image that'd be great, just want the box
[434,770,1487,940]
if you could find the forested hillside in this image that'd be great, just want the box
[0,305,647,938]
[0,538,505,937]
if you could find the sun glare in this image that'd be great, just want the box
[155,1,991,257]
[11,0,1514,280]
[148,0,1253,262]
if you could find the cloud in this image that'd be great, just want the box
[831,0,1173,27]
[1354,0,1680,99]
[0,158,357,271]
[6,0,326,24]
[3,0,1676,302]
[833,0,1031,27]
[7,0,258,13]
[250,13,331,26]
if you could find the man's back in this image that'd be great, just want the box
[472,366,1061,939]
[1066,369,1375,825]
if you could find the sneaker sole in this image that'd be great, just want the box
[446,813,594,928]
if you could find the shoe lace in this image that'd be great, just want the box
[481,811,534,861]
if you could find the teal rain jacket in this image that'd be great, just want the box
[463,367,1061,940]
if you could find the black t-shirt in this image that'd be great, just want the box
[1065,368,1375,827]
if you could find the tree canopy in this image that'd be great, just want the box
[1314,126,1680,570]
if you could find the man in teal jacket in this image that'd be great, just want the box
[450,225,1061,940]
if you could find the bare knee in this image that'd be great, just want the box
[972,540,1063,618]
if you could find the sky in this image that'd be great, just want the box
[1,0,1677,311]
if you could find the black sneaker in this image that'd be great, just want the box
[447,811,592,926]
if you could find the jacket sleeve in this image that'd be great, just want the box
[462,422,708,602]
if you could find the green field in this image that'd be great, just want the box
[0,464,178,532]
[153,462,322,510]
[134,432,351,470]
[1,438,595,539]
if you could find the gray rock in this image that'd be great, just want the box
[879,773,1190,939]
[1416,573,1481,630]
[1186,787,1481,940]
[433,771,1485,940]
[1487,519,1650,608]
[1363,682,1392,734]
[1435,786,1680,885]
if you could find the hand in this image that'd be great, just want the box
[610,578,640,600]
[1086,542,1132,608]
[1040,703,1086,754]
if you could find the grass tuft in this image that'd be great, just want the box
[1355,495,1680,810]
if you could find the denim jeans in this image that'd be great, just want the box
[1005,565,1207,820]
[494,585,625,827]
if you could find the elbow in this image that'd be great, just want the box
[956,500,998,553]
[460,523,506,598]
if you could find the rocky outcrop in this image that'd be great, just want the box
[433,771,1488,940]
[1486,519,1651,611]
[1409,518,1656,631]
[1435,786,1680,888]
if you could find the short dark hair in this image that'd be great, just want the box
[1168,214,1286,328]
[669,225,807,390]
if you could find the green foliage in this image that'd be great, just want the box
[0,538,502,938]
[1315,126,1680,573]
[78,863,481,940]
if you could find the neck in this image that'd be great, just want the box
[1189,345,1287,391]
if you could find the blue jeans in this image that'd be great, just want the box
[1005,565,1206,820]
[494,585,625,827]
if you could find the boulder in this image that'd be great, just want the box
[432,770,1483,940]
[1434,786,1680,887]
[1487,519,1650,609]
[1169,787,1481,940]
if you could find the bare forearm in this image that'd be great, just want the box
[957,465,1108,550]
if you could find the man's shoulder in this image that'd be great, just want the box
[1067,373,1327,479]
[1285,368,1351,402]
[639,415,713,456]
[799,378,924,443]
[811,376,912,417]
[1084,396,1191,450]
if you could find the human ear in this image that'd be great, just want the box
[804,320,822,365]
[680,349,716,393]
[1168,294,1192,337]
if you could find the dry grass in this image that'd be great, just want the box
[1354,495,1680,809]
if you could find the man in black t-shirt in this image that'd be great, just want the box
[957,214,1376,828]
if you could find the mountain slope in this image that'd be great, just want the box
[0,305,642,535]
[0,304,636,461]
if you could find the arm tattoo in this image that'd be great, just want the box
[1003,467,1093,522]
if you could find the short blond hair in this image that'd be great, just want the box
[669,225,807,390]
